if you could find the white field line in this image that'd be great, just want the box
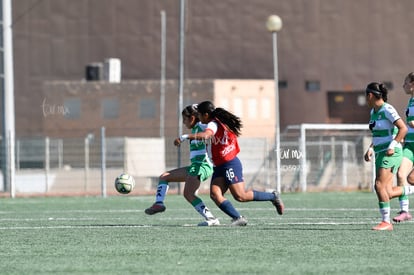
[0,225,154,230]
[0,220,401,230]
[0,207,379,214]
[0,207,403,230]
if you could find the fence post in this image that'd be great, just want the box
[84,136,89,193]
[101,127,107,198]
[45,137,50,192]
[299,124,307,192]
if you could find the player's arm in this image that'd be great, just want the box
[393,118,407,143]
[175,129,213,146]
[175,122,216,146]
[385,118,407,156]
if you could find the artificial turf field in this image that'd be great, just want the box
[0,191,413,274]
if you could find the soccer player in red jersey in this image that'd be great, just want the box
[176,101,284,226]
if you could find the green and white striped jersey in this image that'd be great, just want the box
[369,103,401,153]
[405,97,414,142]
[189,122,210,162]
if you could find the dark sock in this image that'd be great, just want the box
[219,200,241,219]
[253,190,275,201]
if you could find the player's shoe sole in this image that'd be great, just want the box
[198,218,220,226]
[372,221,393,231]
[392,211,412,223]
[230,216,248,226]
[145,203,166,215]
[272,191,284,215]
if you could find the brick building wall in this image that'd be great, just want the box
[42,80,214,138]
[9,1,414,137]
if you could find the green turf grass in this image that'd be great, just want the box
[0,192,412,274]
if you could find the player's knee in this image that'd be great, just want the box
[232,193,248,202]
[159,172,168,181]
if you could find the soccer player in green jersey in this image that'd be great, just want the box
[364,82,414,230]
[394,72,414,222]
[145,104,220,226]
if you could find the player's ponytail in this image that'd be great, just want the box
[197,101,242,136]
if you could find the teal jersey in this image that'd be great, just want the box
[369,103,401,153]
[405,97,414,142]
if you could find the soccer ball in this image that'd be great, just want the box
[114,173,135,194]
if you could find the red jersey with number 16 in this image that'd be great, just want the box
[205,119,240,166]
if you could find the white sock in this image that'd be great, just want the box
[155,182,169,203]
[404,186,414,195]
[400,198,410,213]
[380,206,391,223]
[194,202,215,220]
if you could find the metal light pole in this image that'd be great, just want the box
[266,15,282,193]
[177,0,186,195]
[2,0,15,197]
[160,10,166,138]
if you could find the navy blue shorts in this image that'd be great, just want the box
[212,157,244,185]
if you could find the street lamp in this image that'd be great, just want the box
[266,15,282,193]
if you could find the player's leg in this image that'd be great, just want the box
[386,150,414,200]
[183,159,219,226]
[184,174,219,226]
[372,165,394,230]
[210,175,246,226]
[225,157,285,215]
[228,182,284,215]
[394,155,413,222]
[145,167,187,215]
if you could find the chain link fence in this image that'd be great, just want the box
[0,124,374,196]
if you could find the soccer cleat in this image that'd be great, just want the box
[392,211,412,223]
[230,216,248,226]
[372,221,393,231]
[197,218,220,226]
[272,191,284,215]
[144,203,166,215]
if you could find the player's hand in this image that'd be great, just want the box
[386,148,394,156]
[174,138,181,147]
[364,148,373,162]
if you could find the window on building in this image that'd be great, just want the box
[64,98,81,120]
[261,97,271,119]
[279,80,288,89]
[139,98,156,119]
[233,98,243,118]
[102,98,119,119]
[247,98,257,119]
[305,80,320,92]
[220,98,229,110]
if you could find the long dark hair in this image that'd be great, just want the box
[366,82,388,102]
[196,101,242,136]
